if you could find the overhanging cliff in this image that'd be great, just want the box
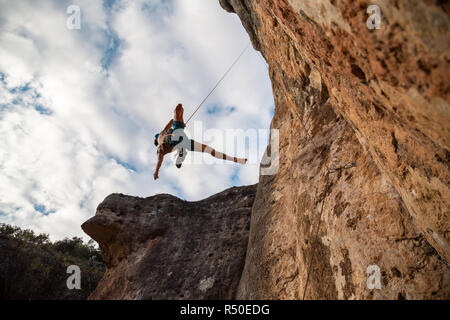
[219,0,449,299]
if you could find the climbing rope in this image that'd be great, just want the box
[184,42,251,125]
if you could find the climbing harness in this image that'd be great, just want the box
[184,42,251,125]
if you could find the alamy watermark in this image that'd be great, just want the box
[66,265,81,290]
[366,5,381,30]
[170,120,279,175]
[66,5,81,30]
[366,264,381,290]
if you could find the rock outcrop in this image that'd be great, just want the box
[81,185,256,299]
[219,0,449,299]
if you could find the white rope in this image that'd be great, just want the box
[185,42,251,125]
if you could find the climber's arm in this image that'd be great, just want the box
[154,149,164,180]
[162,119,173,132]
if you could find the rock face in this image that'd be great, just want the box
[219,0,449,299]
[81,185,257,299]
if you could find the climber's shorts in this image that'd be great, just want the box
[170,121,194,151]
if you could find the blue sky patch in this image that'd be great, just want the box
[141,0,174,19]
[231,167,240,184]
[8,83,30,94]
[35,105,52,115]
[33,203,56,216]
[0,104,11,113]
[1,80,52,115]
[206,105,236,115]
[103,0,117,11]
[110,156,137,172]
[101,28,122,70]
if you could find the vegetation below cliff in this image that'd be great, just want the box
[0,223,104,300]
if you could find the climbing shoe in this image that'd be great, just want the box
[176,148,184,168]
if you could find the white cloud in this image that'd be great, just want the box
[0,0,273,241]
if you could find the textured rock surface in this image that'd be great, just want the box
[219,0,450,299]
[81,184,256,299]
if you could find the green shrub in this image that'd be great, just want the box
[0,223,105,300]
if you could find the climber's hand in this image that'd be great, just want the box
[153,172,159,180]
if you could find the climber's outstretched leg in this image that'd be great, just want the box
[174,103,184,123]
[192,140,247,164]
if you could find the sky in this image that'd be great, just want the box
[0,0,274,241]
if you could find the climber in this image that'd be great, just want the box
[153,104,247,180]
